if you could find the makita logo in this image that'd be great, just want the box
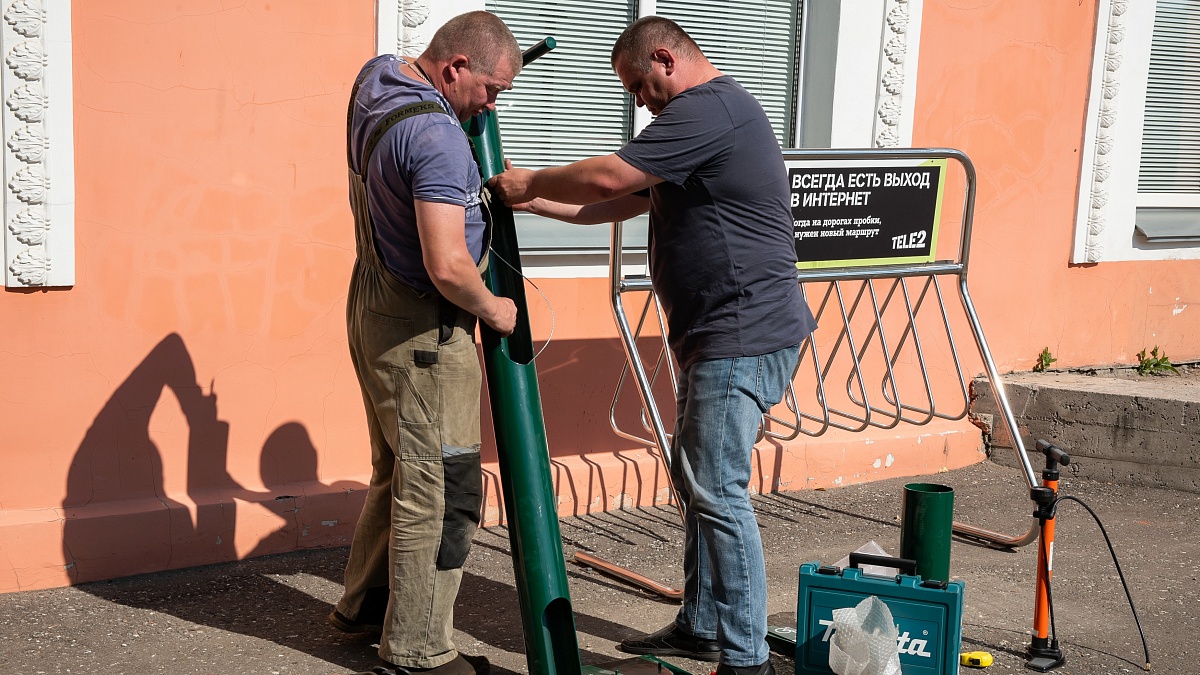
[817,619,934,658]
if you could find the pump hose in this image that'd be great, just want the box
[1051,495,1152,671]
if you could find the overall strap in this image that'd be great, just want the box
[345,62,445,270]
[345,60,445,173]
[359,101,445,173]
[345,63,378,170]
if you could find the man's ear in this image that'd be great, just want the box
[652,48,675,75]
[446,54,470,83]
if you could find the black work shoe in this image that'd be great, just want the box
[328,608,383,634]
[618,623,721,662]
[355,654,489,675]
[328,586,389,634]
[714,659,776,675]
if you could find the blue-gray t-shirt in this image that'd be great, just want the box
[617,76,817,369]
[348,55,486,291]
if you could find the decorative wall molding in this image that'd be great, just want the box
[400,1,432,55]
[2,0,73,287]
[873,0,911,148]
[1081,0,1127,263]
[377,0,438,57]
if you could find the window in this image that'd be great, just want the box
[487,1,635,171]
[795,0,925,150]
[486,0,805,256]
[1073,0,1200,262]
[376,0,924,269]
[1134,0,1200,243]
[658,0,800,144]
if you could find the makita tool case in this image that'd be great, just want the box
[795,558,964,675]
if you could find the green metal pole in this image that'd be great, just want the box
[464,38,583,675]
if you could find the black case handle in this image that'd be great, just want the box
[848,552,918,576]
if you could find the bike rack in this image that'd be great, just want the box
[574,148,1041,598]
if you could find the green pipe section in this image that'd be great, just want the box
[464,37,582,675]
[899,483,955,583]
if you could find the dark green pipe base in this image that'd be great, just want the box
[766,625,798,655]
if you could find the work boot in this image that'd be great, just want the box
[618,623,721,661]
[714,659,775,675]
[328,586,389,634]
[355,654,489,675]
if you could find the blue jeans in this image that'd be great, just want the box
[670,344,800,667]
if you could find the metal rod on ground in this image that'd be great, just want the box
[571,219,685,601]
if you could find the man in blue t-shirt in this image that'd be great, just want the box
[489,16,816,675]
[337,11,519,675]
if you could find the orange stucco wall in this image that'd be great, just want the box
[914,1,1199,371]
[0,1,378,592]
[0,1,1194,593]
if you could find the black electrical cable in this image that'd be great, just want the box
[1054,495,1152,671]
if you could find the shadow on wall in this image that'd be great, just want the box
[57,333,668,672]
[478,335,676,463]
[476,335,681,523]
[61,333,365,586]
[59,330,677,585]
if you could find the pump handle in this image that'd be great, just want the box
[1035,439,1070,466]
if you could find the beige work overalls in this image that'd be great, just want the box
[336,65,489,669]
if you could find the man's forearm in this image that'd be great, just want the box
[529,156,627,205]
[415,199,517,335]
[489,154,660,207]
[521,194,649,224]
[427,263,504,325]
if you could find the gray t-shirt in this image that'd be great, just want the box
[349,54,485,291]
[617,76,816,369]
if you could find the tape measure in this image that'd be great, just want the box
[960,651,994,668]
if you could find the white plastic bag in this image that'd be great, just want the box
[827,595,903,675]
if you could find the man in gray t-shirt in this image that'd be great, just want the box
[336,11,519,675]
[489,16,814,675]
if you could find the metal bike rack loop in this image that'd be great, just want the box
[575,148,1041,599]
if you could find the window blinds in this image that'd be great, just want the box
[655,0,800,144]
[486,1,635,171]
[1137,0,1200,195]
[483,1,800,251]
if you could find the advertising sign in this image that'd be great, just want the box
[787,157,948,269]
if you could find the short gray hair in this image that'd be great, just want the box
[427,11,521,76]
[610,16,702,72]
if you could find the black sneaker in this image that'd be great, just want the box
[714,659,775,675]
[618,623,721,662]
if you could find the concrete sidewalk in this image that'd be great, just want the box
[3,461,1195,675]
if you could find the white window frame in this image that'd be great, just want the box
[799,0,924,150]
[1072,0,1200,263]
[375,0,925,277]
[2,0,75,288]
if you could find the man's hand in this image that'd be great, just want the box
[487,159,536,206]
[512,197,549,214]
[481,295,518,336]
